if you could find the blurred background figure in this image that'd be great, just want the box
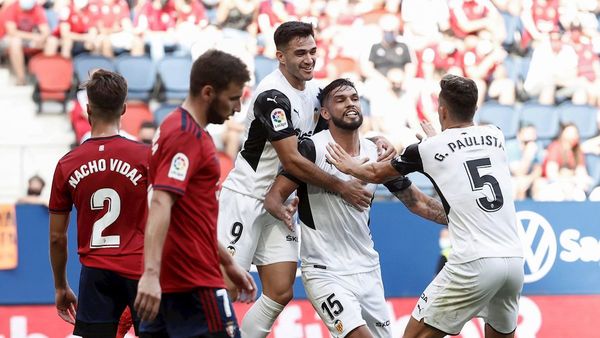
[16,175,47,205]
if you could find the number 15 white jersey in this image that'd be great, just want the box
[391,125,523,264]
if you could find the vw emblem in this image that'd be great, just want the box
[517,211,557,283]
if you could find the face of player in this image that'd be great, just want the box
[206,82,245,125]
[325,85,363,131]
[279,35,317,85]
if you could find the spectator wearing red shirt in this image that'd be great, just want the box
[49,70,149,336]
[46,0,99,58]
[4,0,51,85]
[135,50,256,336]
[134,0,177,61]
[520,0,560,48]
[566,22,600,106]
[171,0,208,54]
[90,0,143,57]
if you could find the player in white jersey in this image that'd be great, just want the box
[326,74,524,338]
[217,22,396,338]
[264,79,448,338]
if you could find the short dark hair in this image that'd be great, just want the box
[80,69,127,121]
[439,74,478,122]
[28,174,45,188]
[318,78,356,106]
[139,121,157,130]
[189,49,250,97]
[274,21,314,50]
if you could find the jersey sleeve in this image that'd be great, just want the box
[48,162,72,213]
[280,138,316,184]
[152,130,202,196]
[254,89,296,141]
[391,143,423,175]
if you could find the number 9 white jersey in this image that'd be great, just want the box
[391,125,523,264]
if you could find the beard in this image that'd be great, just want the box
[206,97,227,125]
[330,113,363,130]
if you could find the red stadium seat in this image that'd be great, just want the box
[28,55,74,113]
[121,102,153,137]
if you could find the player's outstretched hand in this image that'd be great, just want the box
[223,262,257,304]
[326,142,368,175]
[55,287,77,325]
[135,271,162,322]
[373,136,397,161]
[419,120,438,139]
[278,197,299,231]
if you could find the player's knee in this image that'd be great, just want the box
[265,287,293,305]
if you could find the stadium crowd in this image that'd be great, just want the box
[5,0,600,201]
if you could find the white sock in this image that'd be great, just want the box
[241,294,285,338]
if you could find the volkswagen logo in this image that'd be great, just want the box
[517,210,557,283]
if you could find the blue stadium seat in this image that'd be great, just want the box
[74,54,115,83]
[115,55,157,102]
[158,56,192,102]
[557,102,599,140]
[475,101,519,139]
[519,103,560,143]
[254,55,278,84]
[153,104,179,124]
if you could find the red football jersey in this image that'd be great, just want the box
[49,136,149,280]
[150,107,224,293]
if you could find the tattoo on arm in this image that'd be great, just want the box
[393,187,448,225]
[425,197,448,225]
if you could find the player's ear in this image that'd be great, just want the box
[320,107,331,121]
[121,103,126,116]
[200,85,215,101]
[86,103,92,117]
[275,49,285,65]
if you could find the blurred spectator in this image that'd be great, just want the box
[506,123,543,200]
[137,120,157,144]
[172,0,208,53]
[257,0,294,36]
[524,30,584,105]
[46,0,99,58]
[401,0,450,50]
[534,123,592,201]
[4,0,52,85]
[448,0,505,43]
[217,0,257,39]
[435,228,451,274]
[134,0,177,61]
[92,0,144,57]
[16,175,47,205]
[566,21,600,106]
[520,0,560,48]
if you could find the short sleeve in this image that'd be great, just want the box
[280,138,316,184]
[34,5,48,25]
[391,143,423,175]
[49,162,73,213]
[254,89,296,142]
[152,130,202,196]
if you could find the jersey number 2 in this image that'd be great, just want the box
[464,158,504,212]
[90,188,121,248]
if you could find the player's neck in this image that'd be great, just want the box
[181,98,207,128]
[279,65,306,91]
[330,128,360,156]
[91,122,120,138]
[443,120,474,130]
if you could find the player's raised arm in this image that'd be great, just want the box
[135,189,175,322]
[264,175,300,231]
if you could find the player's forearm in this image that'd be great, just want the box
[49,233,69,289]
[143,198,172,275]
[393,185,447,225]
[283,154,345,193]
[264,181,295,221]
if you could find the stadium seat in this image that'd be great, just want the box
[153,104,179,124]
[557,102,599,140]
[519,103,560,143]
[475,101,519,139]
[28,55,74,113]
[254,55,278,84]
[121,102,153,136]
[585,154,600,190]
[157,56,192,102]
[73,54,115,83]
[115,55,157,102]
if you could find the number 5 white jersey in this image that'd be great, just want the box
[391,125,523,264]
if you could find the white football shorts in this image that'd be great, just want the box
[302,267,392,338]
[412,257,524,335]
[217,187,299,270]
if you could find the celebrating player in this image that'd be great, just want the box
[326,74,524,338]
[217,21,395,338]
[49,69,148,336]
[134,49,256,338]
[264,78,447,338]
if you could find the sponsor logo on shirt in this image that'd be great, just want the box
[168,152,189,181]
[271,108,288,131]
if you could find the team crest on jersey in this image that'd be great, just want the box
[227,245,236,256]
[168,152,189,181]
[225,321,237,337]
[271,108,288,131]
[334,319,344,333]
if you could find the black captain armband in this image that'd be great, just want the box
[383,176,412,193]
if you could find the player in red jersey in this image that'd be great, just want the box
[135,49,256,338]
[49,69,149,337]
